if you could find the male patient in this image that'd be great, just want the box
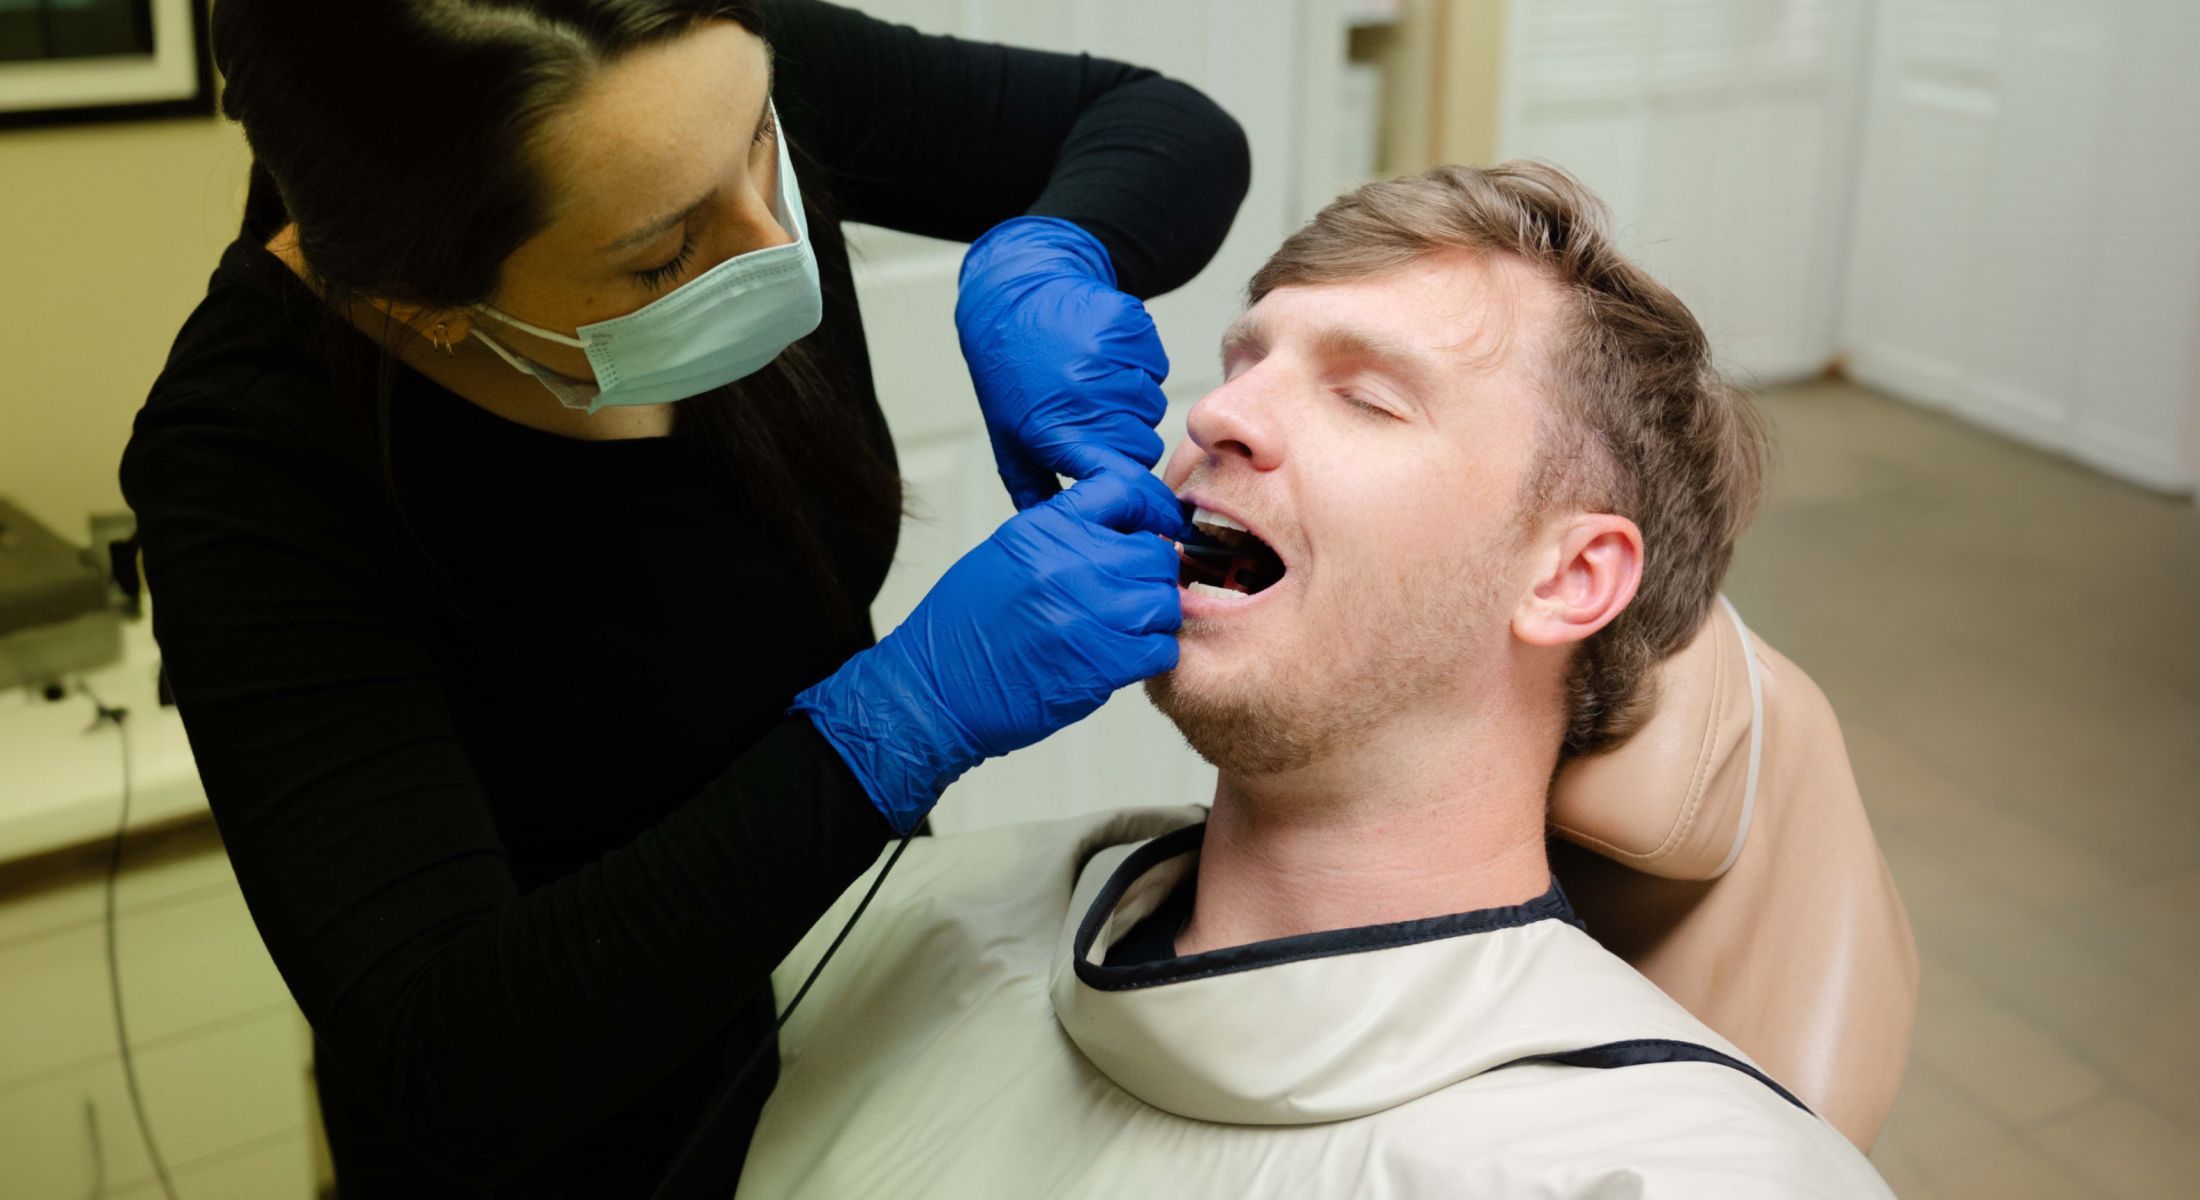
[735,164,1893,1197]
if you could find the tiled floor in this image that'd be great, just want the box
[1724,381,2200,1200]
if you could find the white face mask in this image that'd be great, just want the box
[470,110,822,415]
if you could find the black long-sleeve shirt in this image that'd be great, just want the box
[119,3,1249,1194]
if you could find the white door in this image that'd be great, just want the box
[1840,0,2200,493]
[838,1,1327,833]
[1498,0,1872,384]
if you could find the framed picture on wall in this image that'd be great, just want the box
[0,0,213,129]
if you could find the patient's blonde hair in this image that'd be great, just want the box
[1249,161,1771,757]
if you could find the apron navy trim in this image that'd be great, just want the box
[1497,1039,1813,1114]
[1074,823,1582,992]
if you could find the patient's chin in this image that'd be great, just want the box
[1144,672,1331,776]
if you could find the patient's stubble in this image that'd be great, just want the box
[1146,527,1515,779]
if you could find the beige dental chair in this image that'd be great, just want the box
[1546,598,1917,1151]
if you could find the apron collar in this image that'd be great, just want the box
[1050,822,1714,1124]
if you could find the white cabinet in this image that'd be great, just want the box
[1498,0,1873,384]
[1841,0,2200,492]
[1493,0,2200,492]
[0,828,313,1200]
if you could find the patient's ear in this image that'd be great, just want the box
[1513,513,1643,648]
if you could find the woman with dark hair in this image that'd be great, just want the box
[119,1,1248,1193]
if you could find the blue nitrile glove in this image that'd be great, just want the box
[792,454,1188,833]
[957,216,1172,511]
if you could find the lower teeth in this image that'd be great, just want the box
[1188,581,1241,599]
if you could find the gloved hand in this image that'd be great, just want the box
[793,454,1188,833]
[957,216,1171,511]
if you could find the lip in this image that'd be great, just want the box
[1176,491,1295,619]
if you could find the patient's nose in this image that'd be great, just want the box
[1184,371,1284,472]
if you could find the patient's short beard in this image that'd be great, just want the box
[1144,531,1517,778]
[1144,668,1348,776]
[1143,613,1425,776]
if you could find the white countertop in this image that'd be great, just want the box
[0,615,209,862]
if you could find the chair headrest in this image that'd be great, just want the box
[1548,597,1762,881]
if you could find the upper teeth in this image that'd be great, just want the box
[1192,507,1248,534]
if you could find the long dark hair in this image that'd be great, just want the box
[213,0,901,626]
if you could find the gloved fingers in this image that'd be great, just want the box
[1125,631,1181,680]
[1051,453,1186,537]
[1038,365,1167,432]
[1047,420,1167,481]
[1091,291,1171,388]
[995,449,1063,511]
[1083,572,1183,637]
[1081,519,1184,586]
[1099,376,1171,436]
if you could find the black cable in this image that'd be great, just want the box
[83,685,182,1200]
[83,1100,105,1200]
[651,830,917,1199]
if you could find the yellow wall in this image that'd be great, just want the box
[0,116,251,538]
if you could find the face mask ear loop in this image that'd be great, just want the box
[466,326,605,413]
[472,303,589,348]
[468,324,545,376]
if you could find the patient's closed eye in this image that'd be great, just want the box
[1336,388,1401,420]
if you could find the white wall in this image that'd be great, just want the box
[1841,0,2200,494]
[1496,0,1873,385]
[842,0,1365,833]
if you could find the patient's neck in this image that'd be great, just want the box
[1174,705,1557,957]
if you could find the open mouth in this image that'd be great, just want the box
[1178,507,1287,597]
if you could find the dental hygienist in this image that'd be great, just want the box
[118,2,1246,1194]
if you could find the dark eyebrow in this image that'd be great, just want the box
[597,52,777,256]
[600,194,713,256]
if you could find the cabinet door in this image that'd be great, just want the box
[0,836,311,1199]
[0,1013,310,1200]
[1501,0,1871,382]
[839,0,1306,832]
[107,1133,315,1200]
[1842,0,2200,491]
